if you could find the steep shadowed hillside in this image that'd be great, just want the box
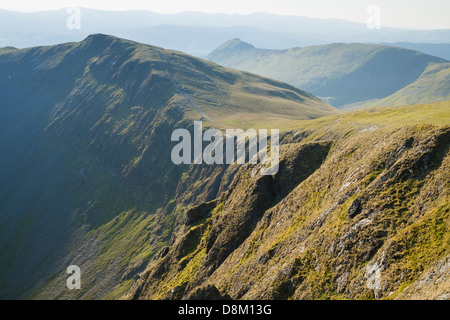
[208,39,448,107]
[0,34,336,299]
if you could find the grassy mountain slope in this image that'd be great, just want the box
[0,34,335,299]
[127,101,450,300]
[207,39,448,107]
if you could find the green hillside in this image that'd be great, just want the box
[0,34,336,299]
[208,39,448,107]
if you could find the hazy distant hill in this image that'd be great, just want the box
[1,8,450,57]
[383,43,450,61]
[208,39,448,107]
[128,100,450,301]
[344,62,450,109]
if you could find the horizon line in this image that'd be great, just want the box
[1,6,449,31]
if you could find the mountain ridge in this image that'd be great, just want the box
[127,101,450,300]
[0,34,335,299]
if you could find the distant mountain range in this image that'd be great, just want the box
[207,39,450,107]
[1,8,450,58]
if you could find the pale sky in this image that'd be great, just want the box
[1,0,450,30]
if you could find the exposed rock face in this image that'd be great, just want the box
[186,285,232,300]
[127,124,449,300]
[185,201,217,225]
[395,255,450,300]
